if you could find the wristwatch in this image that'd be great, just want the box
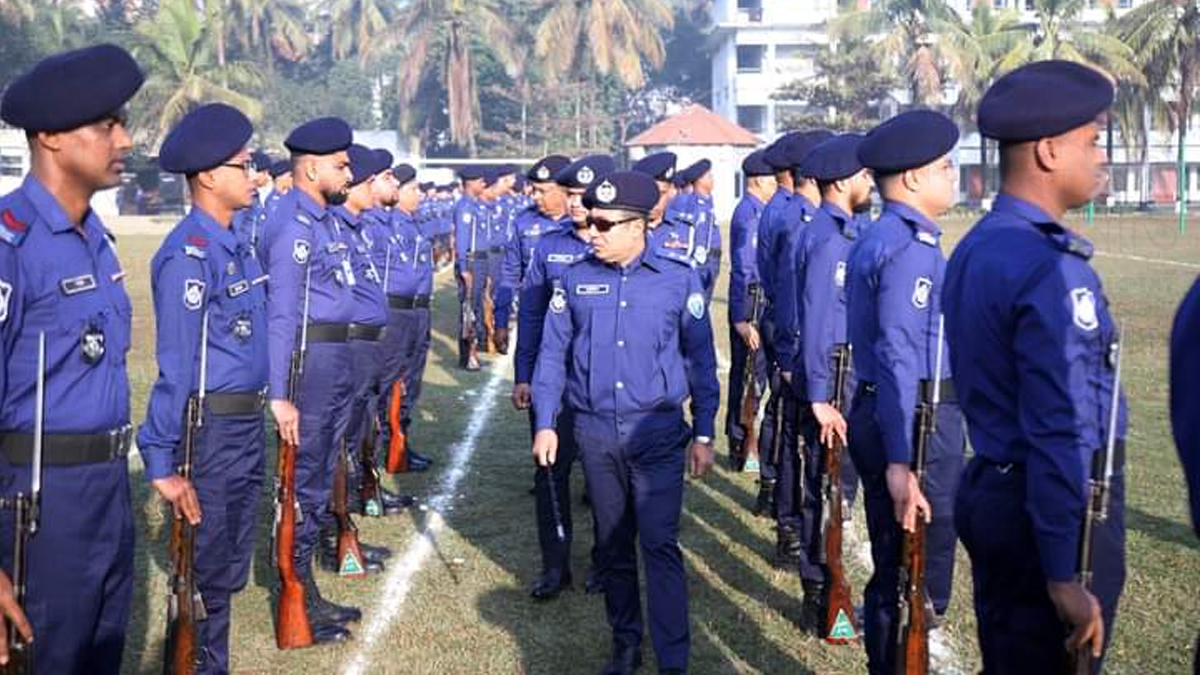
[694,436,712,445]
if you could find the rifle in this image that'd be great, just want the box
[163,312,210,674]
[460,271,477,344]
[358,420,382,517]
[384,381,407,474]
[896,316,945,674]
[1069,324,1123,674]
[274,265,314,649]
[821,343,857,644]
[734,284,764,472]
[483,276,497,354]
[0,332,46,675]
[331,439,367,577]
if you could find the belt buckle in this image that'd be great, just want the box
[108,424,132,461]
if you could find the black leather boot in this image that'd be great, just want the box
[753,478,776,518]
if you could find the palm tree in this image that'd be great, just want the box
[998,0,1144,83]
[1118,0,1200,230]
[133,0,264,147]
[325,0,397,64]
[387,0,520,155]
[532,0,674,91]
[229,0,311,67]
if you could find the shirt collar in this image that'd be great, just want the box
[22,174,102,235]
[188,206,239,253]
[332,204,361,229]
[821,202,858,238]
[294,189,328,221]
[883,199,941,245]
[992,192,1094,259]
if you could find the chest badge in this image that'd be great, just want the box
[232,315,253,341]
[911,277,932,309]
[1071,287,1098,331]
[835,261,847,288]
[81,326,106,364]
[293,239,311,264]
[550,287,567,314]
[0,279,11,323]
[184,279,205,310]
[687,292,706,320]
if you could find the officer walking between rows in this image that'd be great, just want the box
[532,171,718,675]
[263,117,360,642]
[845,110,966,674]
[503,155,571,304]
[454,166,489,370]
[725,149,775,475]
[945,60,1127,671]
[140,103,270,674]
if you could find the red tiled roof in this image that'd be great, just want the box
[627,104,760,147]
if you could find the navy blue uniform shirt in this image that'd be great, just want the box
[515,228,591,385]
[800,203,863,402]
[334,206,388,328]
[728,192,764,324]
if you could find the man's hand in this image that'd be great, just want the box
[781,371,792,386]
[886,463,930,532]
[1048,580,1105,658]
[511,383,532,410]
[532,429,559,467]
[271,399,299,447]
[460,270,474,290]
[153,475,202,525]
[0,569,32,665]
[688,440,715,478]
[733,321,761,351]
[811,402,847,448]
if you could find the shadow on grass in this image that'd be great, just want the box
[1127,505,1200,552]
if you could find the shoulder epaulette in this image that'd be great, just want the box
[655,245,696,269]
[183,233,209,259]
[0,193,35,247]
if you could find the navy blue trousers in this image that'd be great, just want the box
[530,408,579,574]
[754,316,781,486]
[724,322,769,468]
[575,412,691,672]
[294,342,352,573]
[0,457,133,675]
[378,307,431,442]
[188,410,266,674]
[775,390,828,585]
[847,392,964,675]
[346,337,385,456]
[956,456,1125,674]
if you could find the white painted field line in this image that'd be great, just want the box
[342,353,510,675]
[1094,250,1200,270]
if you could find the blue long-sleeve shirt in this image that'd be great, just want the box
[728,193,765,324]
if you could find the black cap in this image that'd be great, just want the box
[858,110,959,174]
[582,171,659,213]
[285,116,353,155]
[978,60,1115,142]
[158,103,253,175]
[1,44,144,132]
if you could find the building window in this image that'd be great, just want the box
[1024,0,1035,9]
[993,0,1006,8]
[1118,0,1131,7]
[737,45,765,73]
[775,45,815,78]
[737,0,763,22]
[738,106,767,135]
[0,153,22,178]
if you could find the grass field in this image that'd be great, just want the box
[107,211,1200,674]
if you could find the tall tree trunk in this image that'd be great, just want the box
[1140,101,1151,207]
[574,83,582,150]
[980,136,988,204]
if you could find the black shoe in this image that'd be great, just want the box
[409,450,434,466]
[800,581,826,634]
[774,526,802,570]
[360,541,393,562]
[310,619,353,644]
[530,569,572,601]
[317,532,386,574]
[303,573,362,624]
[405,456,431,473]
[378,488,415,514]
[585,567,604,595]
[753,479,776,518]
[599,644,642,675]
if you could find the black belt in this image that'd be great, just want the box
[306,323,350,343]
[467,252,489,261]
[348,323,386,342]
[205,391,267,415]
[0,425,133,466]
[488,246,504,254]
[389,294,431,310]
[918,378,957,404]
[856,379,956,404]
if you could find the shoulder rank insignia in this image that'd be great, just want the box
[0,209,28,246]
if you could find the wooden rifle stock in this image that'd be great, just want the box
[1,496,33,675]
[896,379,937,674]
[483,277,496,354]
[332,440,367,577]
[821,345,857,644]
[460,273,477,343]
[385,381,407,474]
[274,349,313,649]
[359,421,382,515]
[163,395,206,674]
[735,285,764,471]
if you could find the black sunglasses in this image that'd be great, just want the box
[220,160,257,174]
[586,214,642,233]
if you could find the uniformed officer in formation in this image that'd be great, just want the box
[488,164,518,354]
[262,116,360,642]
[140,103,270,674]
[0,43,142,672]
[453,166,489,370]
[631,152,678,244]
[845,110,966,673]
[532,170,718,675]
[945,61,1127,671]
[725,149,775,475]
[1171,255,1200,675]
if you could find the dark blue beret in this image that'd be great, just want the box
[393,164,417,185]
[269,159,293,178]
[437,184,455,193]
[513,174,527,191]
[788,130,834,171]
[458,165,485,181]
[528,155,571,182]
[858,110,959,174]
[555,154,616,189]
[158,103,253,174]
[582,171,659,213]
[802,133,865,182]
[763,131,804,170]
[978,60,1114,142]
[251,150,272,171]
[631,152,678,182]
[418,181,432,191]
[741,149,773,177]
[374,148,394,171]
[347,144,389,186]
[483,166,503,188]
[681,159,712,184]
[1,44,144,132]
[498,163,518,177]
[285,116,353,155]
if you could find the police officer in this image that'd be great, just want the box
[511,155,591,601]
[845,110,965,674]
[373,162,436,477]
[725,149,775,475]
[503,155,571,304]
[1171,274,1200,674]
[0,43,141,672]
[140,103,272,672]
[231,149,272,255]
[789,133,872,629]
[263,116,362,638]
[318,144,397,574]
[490,165,519,354]
[631,152,678,254]
[532,171,718,675]
[683,159,721,300]
[454,166,490,370]
[944,61,1126,671]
